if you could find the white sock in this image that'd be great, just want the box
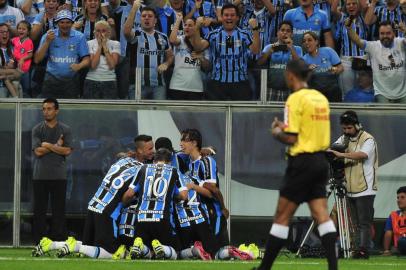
[50,241,66,251]
[141,245,152,259]
[270,223,289,239]
[78,245,111,258]
[215,246,230,260]
[318,220,336,237]
[180,248,194,259]
[73,241,82,253]
[163,245,177,260]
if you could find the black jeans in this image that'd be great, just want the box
[348,195,375,250]
[32,180,67,244]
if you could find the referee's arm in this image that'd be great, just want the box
[271,118,297,145]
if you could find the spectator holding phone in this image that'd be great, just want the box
[257,21,302,101]
[333,0,369,96]
[302,31,344,102]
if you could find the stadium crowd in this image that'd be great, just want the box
[0,0,405,102]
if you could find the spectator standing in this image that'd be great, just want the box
[169,14,210,100]
[84,20,120,99]
[113,0,142,99]
[365,0,405,39]
[257,20,302,101]
[333,0,370,96]
[11,20,34,98]
[34,9,90,98]
[17,0,45,23]
[205,3,260,100]
[31,98,73,245]
[30,0,60,97]
[0,23,21,97]
[302,31,343,102]
[0,0,24,35]
[124,4,174,100]
[346,20,406,103]
[73,0,113,41]
[283,0,334,48]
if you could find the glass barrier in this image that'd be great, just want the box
[0,103,15,245]
[19,103,227,245]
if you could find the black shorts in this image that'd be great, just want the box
[135,220,179,250]
[280,152,329,205]
[178,222,220,256]
[82,210,120,254]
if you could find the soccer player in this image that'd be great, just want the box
[122,148,188,260]
[158,135,252,261]
[180,129,230,247]
[253,59,337,270]
[33,156,143,259]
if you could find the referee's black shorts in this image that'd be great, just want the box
[280,152,329,205]
[82,210,120,254]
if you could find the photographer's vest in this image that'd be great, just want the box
[344,131,378,194]
[390,211,406,247]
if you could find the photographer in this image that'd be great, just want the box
[328,110,378,259]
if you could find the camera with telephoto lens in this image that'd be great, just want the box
[326,142,347,185]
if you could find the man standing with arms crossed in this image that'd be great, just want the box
[253,59,338,270]
[31,98,73,246]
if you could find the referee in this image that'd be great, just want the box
[254,59,338,270]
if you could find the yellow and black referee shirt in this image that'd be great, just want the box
[283,89,330,156]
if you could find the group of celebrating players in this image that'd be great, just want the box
[31,129,259,261]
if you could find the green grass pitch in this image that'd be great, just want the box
[0,248,405,270]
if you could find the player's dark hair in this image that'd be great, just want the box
[43,98,59,110]
[221,3,240,17]
[286,59,312,82]
[181,129,202,150]
[397,186,406,194]
[154,148,172,163]
[155,137,174,153]
[134,135,152,150]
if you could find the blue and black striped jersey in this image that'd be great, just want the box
[87,157,142,216]
[335,14,368,57]
[175,174,208,228]
[129,163,187,222]
[206,26,253,82]
[187,156,222,220]
[127,29,170,87]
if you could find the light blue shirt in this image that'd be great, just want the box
[302,47,340,73]
[39,29,89,78]
[283,6,330,46]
